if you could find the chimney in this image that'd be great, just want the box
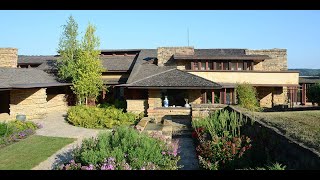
[0,48,18,68]
[157,46,194,66]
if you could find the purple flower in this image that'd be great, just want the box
[162,151,166,155]
[86,164,94,170]
[141,167,145,170]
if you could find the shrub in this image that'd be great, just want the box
[67,105,141,129]
[243,162,286,170]
[192,109,252,170]
[0,122,13,137]
[235,83,261,111]
[58,126,180,170]
[307,83,320,105]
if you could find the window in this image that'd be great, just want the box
[186,62,191,70]
[223,62,229,70]
[194,61,199,70]
[201,61,206,70]
[237,61,243,70]
[216,61,222,70]
[231,61,237,70]
[208,62,213,70]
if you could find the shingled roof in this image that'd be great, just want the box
[0,67,70,89]
[124,68,221,89]
[18,54,137,72]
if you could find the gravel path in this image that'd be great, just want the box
[31,111,110,170]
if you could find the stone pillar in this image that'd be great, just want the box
[301,84,306,105]
[0,48,18,68]
[10,88,47,120]
[147,89,162,109]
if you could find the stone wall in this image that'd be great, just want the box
[10,88,47,120]
[0,48,18,68]
[256,87,287,108]
[126,99,148,115]
[188,89,202,104]
[245,49,287,71]
[227,106,320,170]
[46,94,68,112]
[157,47,194,66]
[147,89,162,116]
[191,104,227,119]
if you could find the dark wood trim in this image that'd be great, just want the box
[198,61,201,71]
[127,86,222,89]
[185,70,300,73]
[191,61,194,70]
[224,88,227,104]
[302,83,306,105]
[213,62,216,70]
[251,61,254,70]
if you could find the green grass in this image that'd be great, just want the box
[0,135,75,170]
[252,110,320,152]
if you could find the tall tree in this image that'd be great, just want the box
[57,16,105,105]
[57,15,79,81]
[72,23,104,105]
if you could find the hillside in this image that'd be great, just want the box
[289,69,320,76]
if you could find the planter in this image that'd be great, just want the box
[16,114,26,121]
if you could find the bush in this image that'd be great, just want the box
[58,126,180,170]
[0,122,13,137]
[307,83,320,105]
[235,83,261,111]
[67,105,143,129]
[192,109,252,170]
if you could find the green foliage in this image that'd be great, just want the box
[67,105,142,129]
[243,162,286,170]
[99,99,127,110]
[0,122,13,137]
[192,109,252,170]
[57,16,105,105]
[8,120,38,132]
[307,83,320,104]
[235,83,261,111]
[192,109,246,139]
[71,126,180,170]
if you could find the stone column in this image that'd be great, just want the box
[0,48,18,68]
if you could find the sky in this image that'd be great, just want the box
[0,10,320,69]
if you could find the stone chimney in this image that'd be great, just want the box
[157,47,194,66]
[0,48,18,68]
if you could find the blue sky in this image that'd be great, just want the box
[1,10,320,69]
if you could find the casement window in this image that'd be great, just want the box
[187,60,254,71]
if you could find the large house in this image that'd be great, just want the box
[0,47,300,121]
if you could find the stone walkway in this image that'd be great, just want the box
[31,111,109,170]
[171,116,200,170]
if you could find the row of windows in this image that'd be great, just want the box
[186,60,254,71]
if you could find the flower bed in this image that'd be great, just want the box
[57,126,180,170]
[0,120,42,148]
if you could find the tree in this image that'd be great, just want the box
[57,16,105,105]
[235,82,261,111]
[57,16,79,82]
[72,23,104,105]
[307,83,320,105]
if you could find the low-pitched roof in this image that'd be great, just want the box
[123,68,222,89]
[0,67,69,89]
[299,76,320,84]
[18,54,137,72]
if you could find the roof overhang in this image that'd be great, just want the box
[219,83,300,88]
[9,82,72,89]
[120,86,221,89]
[174,55,270,61]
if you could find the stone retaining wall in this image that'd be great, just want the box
[191,104,227,119]
[227,106,320,169]
[10,88,47,120]
[126,99,147,115]
[46,94,68,112]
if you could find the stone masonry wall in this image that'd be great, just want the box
[245,49,287,71]
[127,99,148,115]
[256,87,287,108]
[10,88,47,120]
[157,47,194,66]
[147,89,162,117]
[46,94,68,112]
[0,48,18,68]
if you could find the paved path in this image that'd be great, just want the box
[171,116,200,170]
[31,111,109,170]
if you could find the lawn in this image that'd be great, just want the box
[0,135,75,170]
[252,110,320,152]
